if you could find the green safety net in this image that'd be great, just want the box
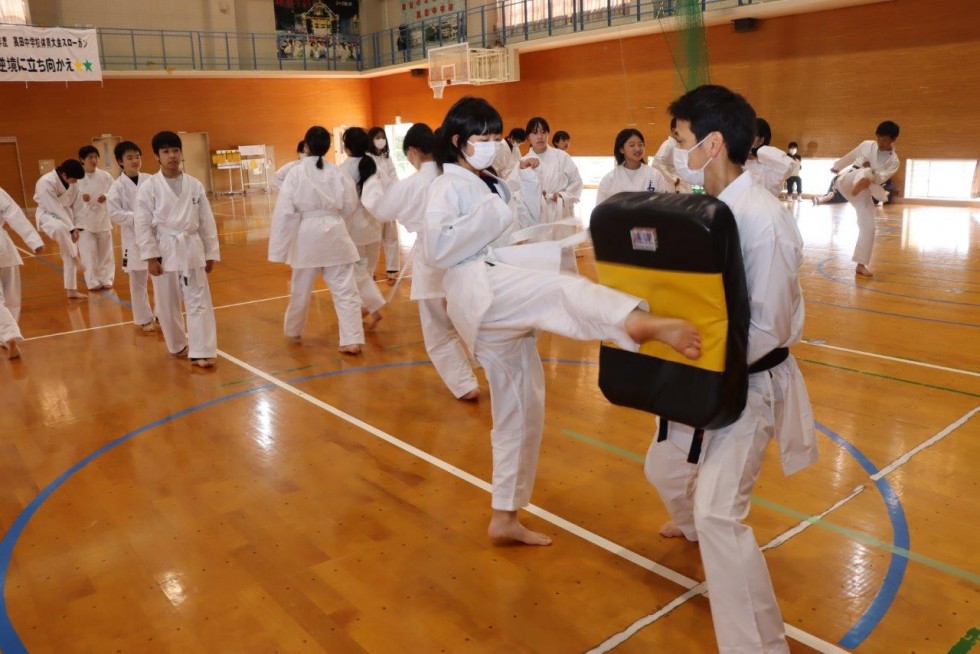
[658,0,710,93]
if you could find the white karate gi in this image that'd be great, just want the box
[371,161,478,398]
[832,140,900,267]
[596,163,673,204]
[269,157,363,347]
[425,163,644,511]
[520,146,583,224]
[339,157,386,314]
[0,188,43,344]
[643,171,817,654]
[272,158,303,190]
[33,170,80,291]
[370,153,401,274]
[134,172,220,359]
[74,168,116,289]
[744,145,795,197]
[107,172,155,326]
[492,140,522,180]
[651,137,690,193]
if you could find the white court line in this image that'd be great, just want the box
[801,339,980,377]
[214,347,846,654]
[586,487,865,654]
[15,244,34,257]
[870,405,980,481]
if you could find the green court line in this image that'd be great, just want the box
[219,364,314,388]
[797,357,980,399]
[560,428,980,586]
[384,339,426,351]
[949,627,979,654]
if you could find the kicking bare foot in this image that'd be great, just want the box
[459,388,480,401]
[5,339,20,359]
[364,311,383,330]
[855,264,874,277]
[66,290,87,300]
[191,358,216,368]
[339,344,362,355]
[625,311,702,360]
[659,521,686,538]
[488,510,552,546]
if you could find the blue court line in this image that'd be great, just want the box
[816,257,980,308]
[0,358,903,652]
[806,298,980,329]
[28,249,132,309]
[815,423,910,648]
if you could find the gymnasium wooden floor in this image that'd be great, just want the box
[1,193,977,654]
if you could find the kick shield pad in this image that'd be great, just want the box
[591,192,750,429]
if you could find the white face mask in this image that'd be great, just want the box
[673,135,714,186]
[464,139,497,171]
[373,138,387,151]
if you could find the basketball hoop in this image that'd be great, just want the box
[428,79,447,99]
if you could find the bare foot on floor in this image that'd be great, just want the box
[488,511,552,546]
[364,311,383,330]
[191,358,216,368]
[855,264,874,277]
[459,388,480,401]
[66,290,87,300]
[659,521,686,538]
[5,339,20,359]
[172,346,189,359]
[625,311,702,360]
[339,344,362,355]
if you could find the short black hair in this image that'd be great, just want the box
[435,96,504,165]
[787,141,798,149]
[507,127,527,142]
[755,118,771,146]
[304,126,331,169]
[367,126,389,157]
[296,139,306,154]
[525,116,550,135]
[552,130,570,146]
[875,120,900,139]
[114,141,142,164]
[670,117,677,130]
[613,128,644,165]
[57,159,85,179]
[668,84,756,165]
[403,122,434,155]
[78,145,99,160]
[151,131,182,155]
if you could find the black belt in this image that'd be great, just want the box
[658,347,789,464]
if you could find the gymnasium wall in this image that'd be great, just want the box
[0,77,372,202]
[369,0,980,193]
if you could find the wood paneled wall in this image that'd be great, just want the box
[369,0,980,192]
[0,77,372,205]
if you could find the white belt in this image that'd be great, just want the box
[157,225,201,285]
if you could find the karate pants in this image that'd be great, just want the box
[836,169,877,267]
[354,241,385,314]
[644,362,798,654]
[418,297,478,398]
[0,266,22,343]
[154,270,217,359]
[474,265,641,511]
[382,221,400,273]
[127,269,155,326]
[284,264,364,347]
[78,230,115,289]
[37,214,79,291]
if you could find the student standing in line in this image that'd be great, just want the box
[520,118,582,224]
[425,96,701,547]
[74,145,116,291]
[107,141,156,332]
[0,186,44,359]
[367,126,400,283]
[596,128,674,204]
[134,131,221,369]
[33,159,86,299]
[268,126,364,354]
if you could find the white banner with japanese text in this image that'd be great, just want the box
[0,26,102,82]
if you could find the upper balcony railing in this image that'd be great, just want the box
[90,0,769,73]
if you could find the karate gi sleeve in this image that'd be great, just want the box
[832,142,865,173]
[271,162,292,190]
[371,177,412,228]
[107,179,134,228]
[558,155,583,205]
[197,185,221,262]
[652,138,674,168]
[134,183,160,261]
[1,190,43,251]
[423,183,514,269]
[359,175,391,222]
[35,179,75,227]
[872,153,900,185]
[596,170,614,205]
[757,146,795,182]
[508,165,542,227]
[743,221,803,356]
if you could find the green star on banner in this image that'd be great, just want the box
[83,60,93,71]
